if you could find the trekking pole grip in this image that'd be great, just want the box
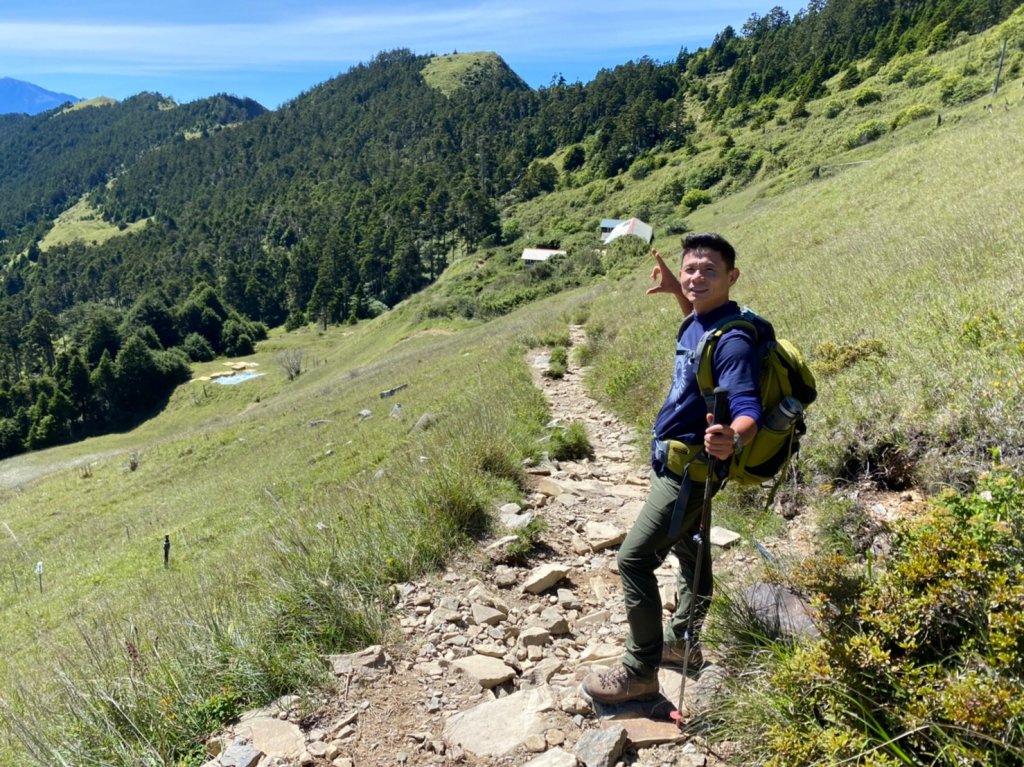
[710,385,730,427]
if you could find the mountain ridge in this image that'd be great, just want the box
[0,76,82,115]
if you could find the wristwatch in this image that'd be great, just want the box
[732,431,743,455]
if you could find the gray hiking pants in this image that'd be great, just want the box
[618,469,720,680]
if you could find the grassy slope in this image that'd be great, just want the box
[420,51,527,96]
[505,14,1024,492]
[1,14,1023,764]
[585,103,1023,491]
[39,195,150,252]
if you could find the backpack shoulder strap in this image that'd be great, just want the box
[676,312,696,342]
[694,311,761,393]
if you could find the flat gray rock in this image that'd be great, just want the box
[523,563,569,594]
[452,655,516,688]
[709,526,742,548]
[443,686,557,757]
[523,747,579,767]
[575,725,628,767]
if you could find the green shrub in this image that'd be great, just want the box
[853,88,883,106]
[905,63,942,87]
[823,100,845,119]
[502,218,522,243]
[686,161,726,190]
[890,103,935,130]
[630,156,656,180]
[722,146,764,184]
[959,308,1010,347]
[563,144,585,172]
[663,216,690,235]
[844,120,888,149]
[718,469,1024,766]
[182,332,215,362]
[884,53,923,83]
[682,188,712,210]
[940,75,990,106]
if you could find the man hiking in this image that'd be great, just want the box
[581,232,762,704]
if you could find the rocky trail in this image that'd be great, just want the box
[199,326,821,767]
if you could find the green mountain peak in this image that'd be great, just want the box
[421,51,529,96]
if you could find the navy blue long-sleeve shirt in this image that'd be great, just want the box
[653,301,762,445]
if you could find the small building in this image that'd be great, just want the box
[599,218,625,242]
[521,248,566,268]
[604,217,654,245]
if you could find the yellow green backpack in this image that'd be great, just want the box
[693,307,817,487]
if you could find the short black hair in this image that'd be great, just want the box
[681,232,737,270]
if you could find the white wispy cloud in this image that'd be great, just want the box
[0,1,751,76]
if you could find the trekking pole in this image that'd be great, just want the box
[672,386,729,725]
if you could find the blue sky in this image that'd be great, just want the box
[1,1,798,109]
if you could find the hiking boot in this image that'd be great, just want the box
[661,642,703,669]
[580,665,660,704]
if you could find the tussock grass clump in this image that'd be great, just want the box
[715,469,1024,766]
[548,421,594,461]
[816,494,888,557]
[575,320,609,368]
[0,587,328,767]
[544,346,569,379]
[814,337,887,375]
[499,518,549,565]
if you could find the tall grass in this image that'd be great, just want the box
[0,310,551,764]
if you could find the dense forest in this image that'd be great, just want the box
[0,0,1020,459]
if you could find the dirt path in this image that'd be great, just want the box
[208,326,737,767]
[0,448,125,494]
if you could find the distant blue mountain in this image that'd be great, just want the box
[0,77,81,115]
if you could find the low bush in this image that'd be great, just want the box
[940,75,990,106]
[853,88,883,106]
[845,120,888,149]
[883,53,924,83]
[905,63,942,87]
[716,468,1024,766]
[682,189,712,210]
[823,100,845,119]
[890,103,935,130]
[685,161,726,190]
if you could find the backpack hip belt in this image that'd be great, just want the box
[653,438,710,483]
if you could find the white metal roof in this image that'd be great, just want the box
[521,248,567,262]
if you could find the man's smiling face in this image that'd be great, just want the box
[679,246,738,314]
